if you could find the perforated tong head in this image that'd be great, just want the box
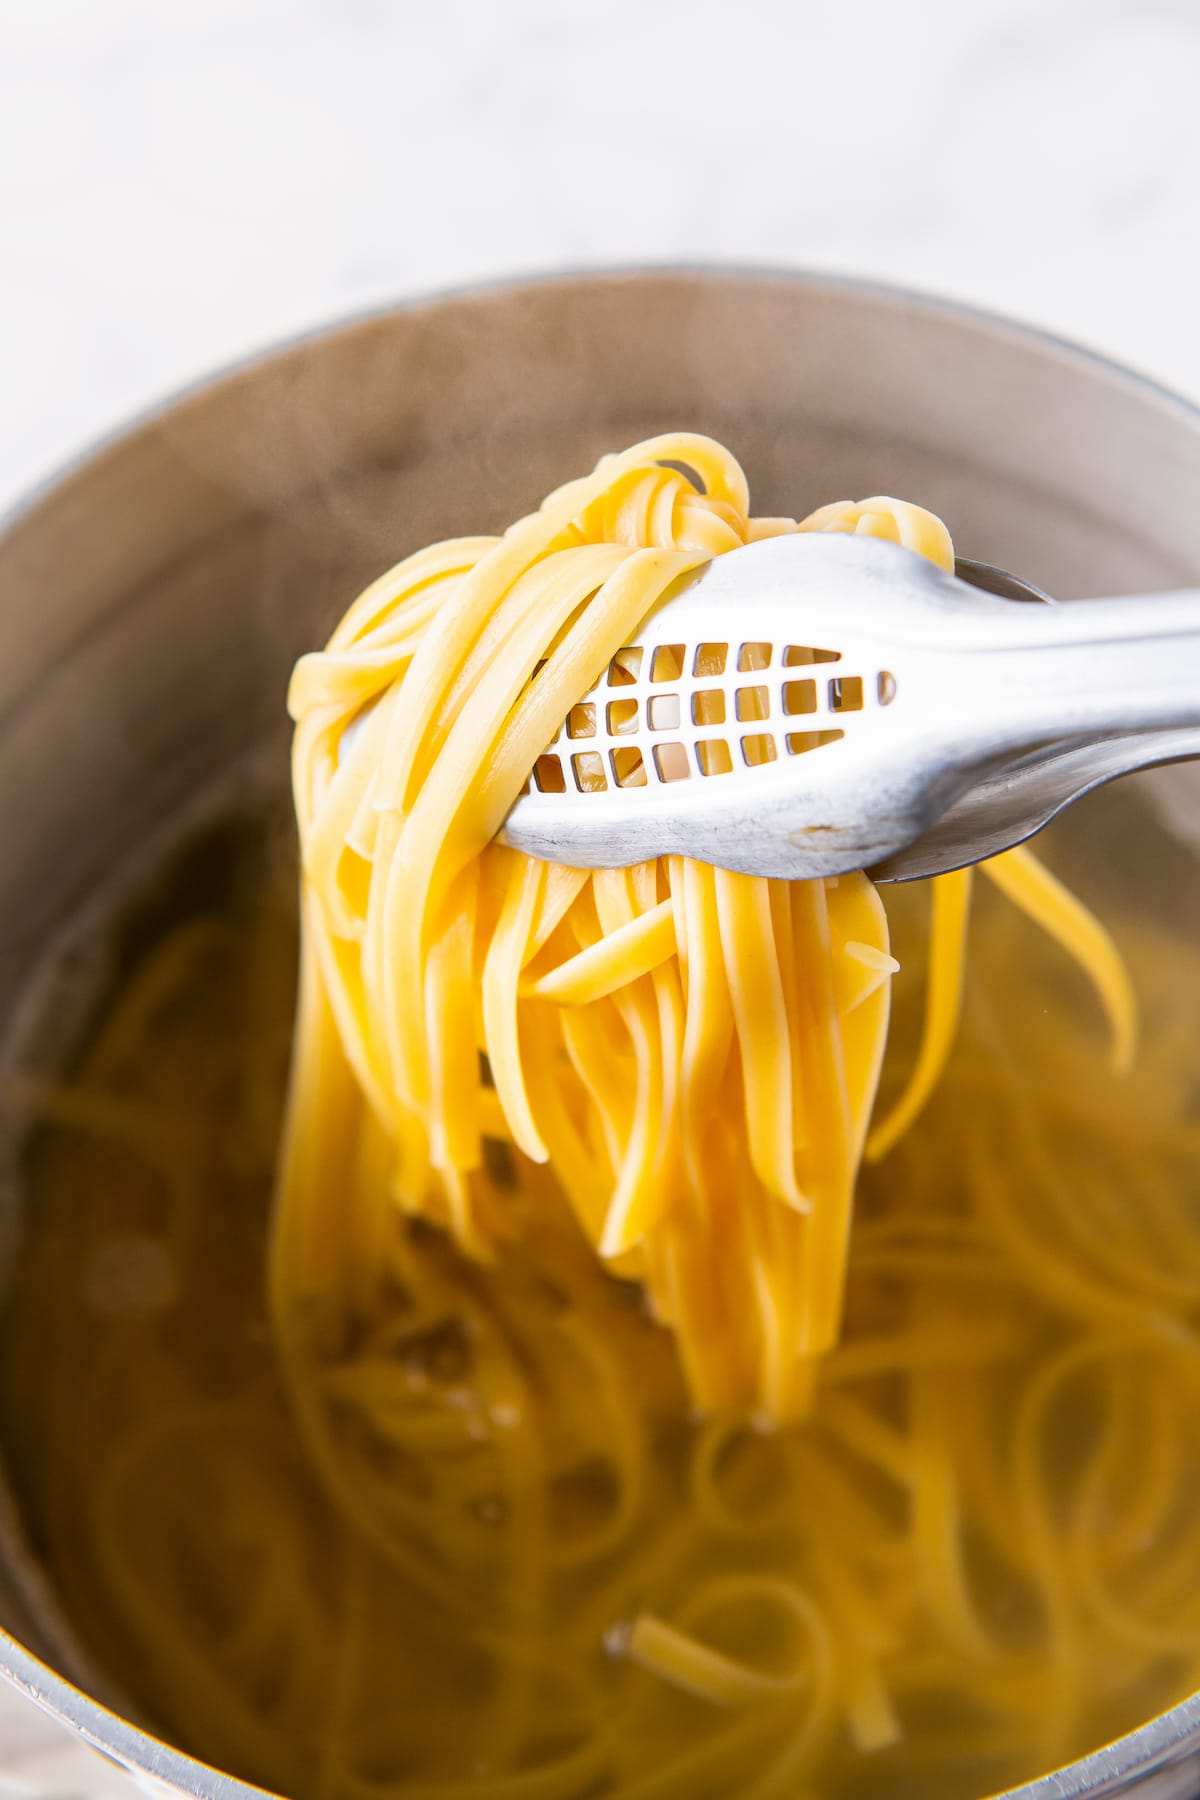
[500,533,1200,882]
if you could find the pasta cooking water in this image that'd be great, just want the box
[2,436,1196,1800]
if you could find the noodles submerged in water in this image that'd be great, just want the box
[3,437,1199,1800]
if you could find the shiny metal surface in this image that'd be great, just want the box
[874,722,1200,881]
[954,555,1055,605]
[873,556,1200,880]
[0,268,1199,1800]
[496,531,1200,880]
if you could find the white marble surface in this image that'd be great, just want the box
[2,0,1200,1787]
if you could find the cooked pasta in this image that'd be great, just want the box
[1,435,1194,1800]
[279,434,1134,1426]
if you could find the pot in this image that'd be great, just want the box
[0,269,1199,1800]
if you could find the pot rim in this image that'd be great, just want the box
[5,260,1200,544]
[2,262,1199,1800]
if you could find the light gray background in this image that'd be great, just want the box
[1,0,1199,1787]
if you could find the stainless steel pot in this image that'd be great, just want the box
[1,269,1199,1800]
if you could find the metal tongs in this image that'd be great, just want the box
[499,533,1200,882]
